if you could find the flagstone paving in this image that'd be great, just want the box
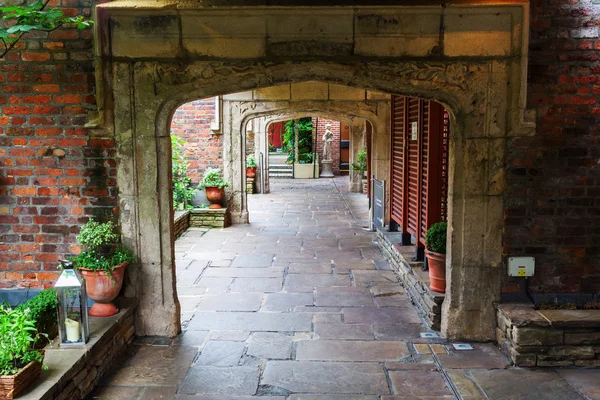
[89,178,600,400]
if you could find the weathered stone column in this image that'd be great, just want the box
[114,62,181,338]
[349,121,366,192]
[223,102,248,224]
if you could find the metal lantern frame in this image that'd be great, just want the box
[55,262,90,347]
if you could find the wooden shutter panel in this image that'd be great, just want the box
[390,96,405,226]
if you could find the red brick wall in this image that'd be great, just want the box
[315,118,341,173]
[170,98,222,185]
[502,0,600,297]
[0,1,110,289]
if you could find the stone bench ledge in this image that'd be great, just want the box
[498,303,600,328]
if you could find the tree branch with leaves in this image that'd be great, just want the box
[0,0,93,59]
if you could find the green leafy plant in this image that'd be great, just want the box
[298,152,315,164]
[171,134,197,210]
[282,118,313,163]
[425,222,447,254]
[0,0,93,59]
[351,147,367,174]
[246,155,257,168]
[0,305,46,376]
[70,220,136,282]
[17,289,57,348]
[199,168,229,189]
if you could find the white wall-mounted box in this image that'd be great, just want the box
[508,257,535,277]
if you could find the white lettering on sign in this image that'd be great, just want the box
[411,122,418,140]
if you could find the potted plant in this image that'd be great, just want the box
[351,147,367,193]
[425,222,447,293]
[199,168,229,209]
[70,220,135,317]
[246,155,257,178]
[0,306,47,399]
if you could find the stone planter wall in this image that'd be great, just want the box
[25,299,137,400]
[189,208,231,228]
[377,230,444,330]
[497,303,600,367]
[173,211,190,239]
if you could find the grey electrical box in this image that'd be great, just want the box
[508,257,535,277]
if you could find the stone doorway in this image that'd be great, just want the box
[95,1,535,340]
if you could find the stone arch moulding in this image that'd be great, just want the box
[97,1,535,340]
[224,99,387,222]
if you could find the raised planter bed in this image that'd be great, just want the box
[173,210,191,239]
[19,298,137,400]
[377,229,444,330]
[189,208,230,228]
[0,356,43,399]
[497,303,600,367]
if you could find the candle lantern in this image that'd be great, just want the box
[55,260,90,346]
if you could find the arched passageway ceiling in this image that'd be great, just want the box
[101,1,535,340]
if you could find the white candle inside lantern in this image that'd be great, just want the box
[65,318,81,342]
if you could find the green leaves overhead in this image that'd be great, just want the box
[0,0,93,58]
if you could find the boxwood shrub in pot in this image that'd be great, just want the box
[425,222,447,293]
[70,220,135,317]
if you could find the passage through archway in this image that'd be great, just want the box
[96,1,534,340]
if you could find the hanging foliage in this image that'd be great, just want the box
[0,0,93,59]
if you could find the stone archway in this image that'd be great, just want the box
[96,2,534,340]
[247,113,370,195]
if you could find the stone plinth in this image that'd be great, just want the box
[497,303,600,367]
[190,208,231,228]
[320,160,334,178]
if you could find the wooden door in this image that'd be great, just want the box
[340,122,350,173]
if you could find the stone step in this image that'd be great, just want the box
[269,173,293,179]
[269,164,293,170]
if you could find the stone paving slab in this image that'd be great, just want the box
[314,323,375,340]
[246,332,293,359]
[469,369,586,399]
[197,293,263,311]
[101,345,196,386]
[284,273,351,292]
[343,307,422,324]
[262,293,315,312]
[229,277,283,293]
[388,369,452,396]
[296,340,410,361]
[261,361,390,394]
[556,369,600,400]
[288,396,379,400]
[196,341,245,366]
[316,287,374,307]
[202,267,285,278]
[436,343,510,370]
[231,254,275,268]
[187,312,313,332]
[179,366,260,395]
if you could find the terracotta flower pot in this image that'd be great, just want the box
[80,261,128,317]
[246,167,257,178]
[205,186,224,209]
[425,250,446,293]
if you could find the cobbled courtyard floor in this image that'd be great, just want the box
[91,178,600,400]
